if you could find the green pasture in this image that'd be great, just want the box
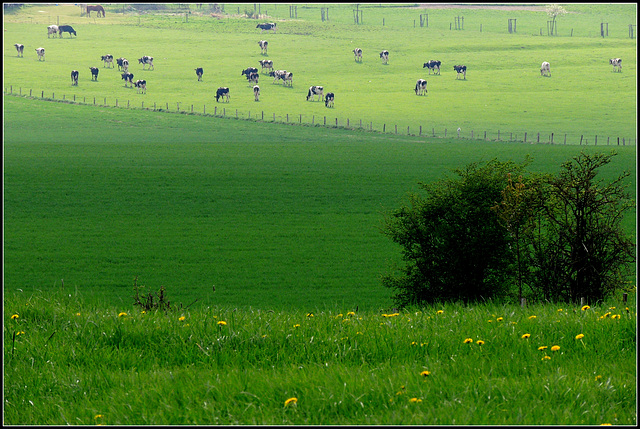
[3,3,637,143]
[4,95,636,310]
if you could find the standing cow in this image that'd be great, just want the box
[380,50,389,64]
[540,61,551,77]
[90,67,99,81]
[47,25,59,38]
[121,71,134,87]
[195,67,204,81]
[325,92,335,108]
[253,85,260,101]
[257,22,276,33]
[139,56,154,70]
[58,25,76,37]
[14,43,24,57]
[353,48,363,62]
[134,79,147,94]
[35,47,45,61]
[259,59,273,73]
[259,40,268,55]
[101,54,114,68]
[423,60,441,75]
[216,87,230,102]
[609,58,622,72]
[306,86,324,101]
[454,64,467,79]
[71,70,79,86]
[415,79,427,95]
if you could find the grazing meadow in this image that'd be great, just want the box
[3,3,637,425]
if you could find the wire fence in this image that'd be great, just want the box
[5,86,637,147]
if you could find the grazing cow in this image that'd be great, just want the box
[116,57,129,71]
[259,40,268,55]
[609,58,622,72]
[71,70,79,86]
[540,61,550,77]
[35,47,45,61]
[195,67,204,81]
[134,79,147,94]
[325,92,334,108]
[423,60,441,75]
[58,25,76,37]
[90,66,99,81]
[353,48,362,62]
[259,59,273,73]
[270,70,286,83]
[121,71,134,87]
[242,67,259,77]
[138,56,154,70]
[101,54,113,68]
[253,85,260,101]
[380,50,389,64]
[453,64,467,79]
[282,71,293,86]
[86,4,105,17]
[257,22,276,33]
[14,43,24,57]
[47,25,59,38]
[306,85,324,101]
[415,79,427,95]
[246,72,259,84]
[216,87,230,102]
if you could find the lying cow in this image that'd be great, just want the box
[15,43,24,57]
[216,87,230,102]
[454,64,467,79]
[306,85,324,101]
[90,66,99,81]
[195,67,204,81]
[71,70,79,86]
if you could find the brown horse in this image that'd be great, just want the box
[86,5,105,17]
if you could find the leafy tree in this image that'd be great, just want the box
[525,151,636,303]
[545,4,567,36]
[381,159,530,307]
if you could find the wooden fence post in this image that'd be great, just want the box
[580,135,583,145]
[419,125,422,136]
[595,135,597,145]
[524,132,527,143]
[551,133,554,144]
[537,133,540,143]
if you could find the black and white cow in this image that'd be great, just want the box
[90,66,99,81]
[47,25,59,38]
[242,67,259,77]
[540,61,550,77]
[415,79,427,95]
[246,72,259,84]
[139,56,154,70]
[195,67,204,81]
[259,59,273,73]
[35,47,45,61]
[116,57,129,71]
[353,48,363,62]
[58,25,76,37]
[609,58,622,72]
[101,54,113,68]
[282,71,293,86]
[325,92,334,108]
[454,64,467,79]
[14,43,24,57]
[270,70,287,83]
[257,22,276,33]
[134,79,147,94]
[423,60,441,75]
[380,50,389,64]
[216,87,230,102]
[121,71,134,87]
[253,85,260,101]
[71,70,79,86]
[306,85,324,101]
[259,40,268,54]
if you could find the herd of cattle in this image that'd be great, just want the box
[12,21,624,109]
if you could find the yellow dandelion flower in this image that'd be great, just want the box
[179,316,186,322]
[411,341,418,346]
[409,397,422,403]
[542,355,551,360]
[284,397,297,407]
[581,305,590,311]
[306,313,314,317]
[347,311,355,316]
[521,333,531,339]
[11,314,19,320]
[551,345,560,351]
[496,317,504,322]
[217,321,227,326]
[487,320,493,323]
[510,321,517,325]
[141,310,146,314]
[595,375,602,381]
[389,313,400,317]
[335,313,343,318]
[625,307,629,312]
[16,331,25,336]
[76,312,81,316]
[476,340,485,345]
[538,346,548,351]
[356,331,363,335]
[421,371,431,377]
[94,414,103,420]
[609,307,615,310]
[575,334,585,340]
[557,308,563,312]
[118,312,127,317]
[464,338,473,344]
[603,312,611,318]
[436,310,444,314]
[293,324,301,328]
[611,314,620,319]
[528,315,537,319]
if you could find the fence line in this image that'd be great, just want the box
[4,86,636,146]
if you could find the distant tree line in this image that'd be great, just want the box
[382,152,636,307]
